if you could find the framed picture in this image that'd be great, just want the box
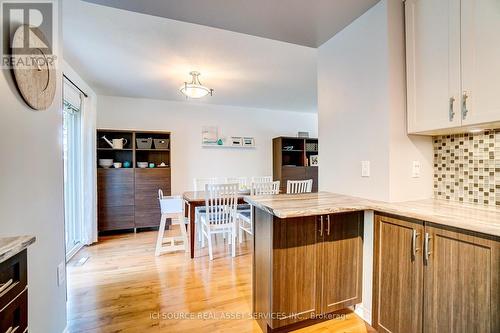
[230,137,243,146]
[202,126,218,145]
[243,137,255,147]
[310,155,319,166]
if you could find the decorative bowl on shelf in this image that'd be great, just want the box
[137,162,148,169]
[99,159,114,168]
[113,162,122,168]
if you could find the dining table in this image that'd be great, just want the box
[182,190,249,258]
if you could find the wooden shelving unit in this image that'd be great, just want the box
[96,129,171,233]
[273,136,319,193]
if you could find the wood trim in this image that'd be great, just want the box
[97,128,171,134]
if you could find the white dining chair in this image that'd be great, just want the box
[286,179,313,194]
[192,177,217,243]
[155,190,189,256]
[200,183,239,260]
[238,181,280,243]
[251,176,272,184]
[193,177,217,191]
[226,177,248,191]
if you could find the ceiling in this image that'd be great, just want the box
[63,0,378,112]
[83,0,379,48]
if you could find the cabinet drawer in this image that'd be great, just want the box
[0,250,27,311]
[0,287,28,333]
[98,205,135,231]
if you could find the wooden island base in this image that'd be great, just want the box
[253,208,364,332]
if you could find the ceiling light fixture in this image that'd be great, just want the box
[180,71,214,99]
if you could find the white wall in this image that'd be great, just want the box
[317,0,433,324]
[97,96,318,194]
[318,0,433,202]
[0,1,67,332]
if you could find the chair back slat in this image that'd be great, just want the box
[193,177,216,191]
[251,181,280,195]
[226,177,248,191]
[251,176,272,184]
[286,179,313,194]
[205,183,238,226]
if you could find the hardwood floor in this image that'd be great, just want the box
[67,230,375,333]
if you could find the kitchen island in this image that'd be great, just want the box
[245,192,500,333]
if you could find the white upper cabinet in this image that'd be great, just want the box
[406,0,500,134]
[461,0,500,126]
[405,0,461,134]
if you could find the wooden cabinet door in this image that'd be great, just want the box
[305,166,318,192]
[320,212,363,313]
[373,214,424,333]
[460,0,500,126]
[134,168,171,228]
[405,0,461,133]
[423,225,500,333]
[97,168,135,231]
[271,216,320,328]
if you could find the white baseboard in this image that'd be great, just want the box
[354,304,372,325]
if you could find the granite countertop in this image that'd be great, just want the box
[0,236,36,264]
[244,192,500,237]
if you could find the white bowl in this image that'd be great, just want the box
[99,159,114,168]
[113,162,122,168]
[137,162,148,169]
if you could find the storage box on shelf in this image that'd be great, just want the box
[96,129,171,233]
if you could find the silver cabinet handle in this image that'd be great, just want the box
[462,91,469,120]
[319,216,323,237]
[326,215,331,236]
[411,229,420,260]
[449,96,455,121]
[424,232,432,264]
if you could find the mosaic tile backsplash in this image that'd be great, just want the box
[433,130,500,206]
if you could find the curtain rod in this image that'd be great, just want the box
[63,74,89,98]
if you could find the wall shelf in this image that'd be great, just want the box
[201,144,255,149]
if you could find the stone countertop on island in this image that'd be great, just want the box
[244,192,500,238]
[0,236,36,264]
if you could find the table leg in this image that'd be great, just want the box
[189,202,197,258]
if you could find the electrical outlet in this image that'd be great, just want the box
[57,262,65,286]
[412,160,421,178]
[361,161,370,177]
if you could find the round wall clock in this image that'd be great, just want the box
[11,24,56,111]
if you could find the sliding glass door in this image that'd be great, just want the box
[63,80,83,260]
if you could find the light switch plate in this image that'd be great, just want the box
[361,161,370,177]
[57,262,65,286]
[412,160,421,178]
